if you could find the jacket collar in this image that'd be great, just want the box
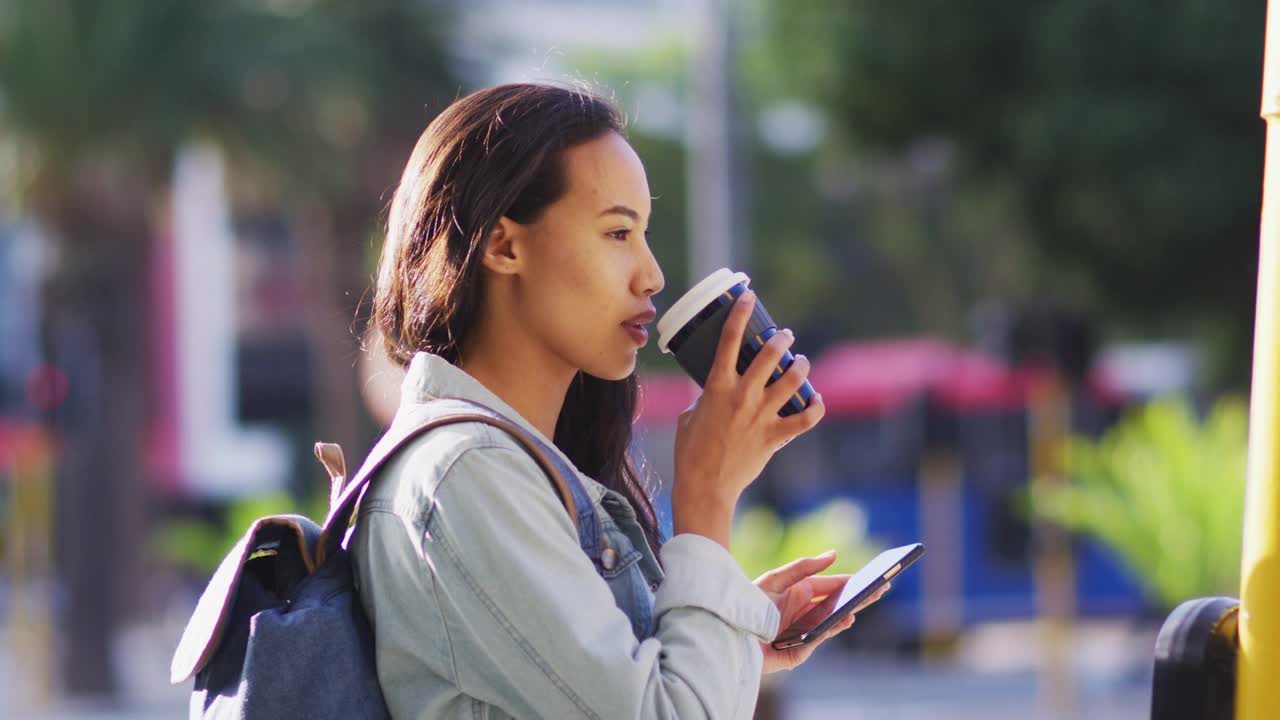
[399,352,607,500]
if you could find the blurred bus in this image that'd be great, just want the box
[634,337,1149,649]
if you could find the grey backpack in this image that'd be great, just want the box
[170,398,600,719]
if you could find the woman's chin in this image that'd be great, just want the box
[583,357,638,383]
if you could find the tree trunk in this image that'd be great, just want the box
[294,202,372,472]
[41,176,152,699]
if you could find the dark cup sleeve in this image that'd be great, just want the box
[670,290,813,417]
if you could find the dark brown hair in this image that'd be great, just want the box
[374,83,662,552]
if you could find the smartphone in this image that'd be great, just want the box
[770,543,925,650]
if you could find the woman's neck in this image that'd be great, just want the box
[457,325,575,442]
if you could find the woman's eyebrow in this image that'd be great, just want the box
[598,205,640,221]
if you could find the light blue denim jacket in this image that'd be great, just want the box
[350,353,780,719]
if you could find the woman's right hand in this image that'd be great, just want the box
[671,290,826,548]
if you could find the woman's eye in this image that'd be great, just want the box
[607,229,631,241]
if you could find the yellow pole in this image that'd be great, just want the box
[1028,374,1075,719]
[1240,4,1280,716]
[4,427,54,709]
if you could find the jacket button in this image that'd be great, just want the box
[600,547,618,571]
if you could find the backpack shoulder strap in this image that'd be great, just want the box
[316,398,602,565]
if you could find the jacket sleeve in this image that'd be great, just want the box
[404,443,778,720]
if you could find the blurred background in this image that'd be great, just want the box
[0,0,1264,718]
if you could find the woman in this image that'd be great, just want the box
[352,83,879,719]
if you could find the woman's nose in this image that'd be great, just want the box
[635,244,665,297]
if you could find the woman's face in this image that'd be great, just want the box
[506,131,665,381]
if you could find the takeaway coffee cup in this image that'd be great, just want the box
[656,268,815,417]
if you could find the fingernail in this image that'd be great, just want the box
[744,290,756,303]
[782,328,794,338]
[820,549,836,558]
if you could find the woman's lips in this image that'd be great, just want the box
[623,321,649,346]
[623,308,656,347]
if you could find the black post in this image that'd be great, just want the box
[1150,596,1239,720]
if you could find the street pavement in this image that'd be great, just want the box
[1,615,1155,719]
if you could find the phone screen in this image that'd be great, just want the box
[771,543,924,650]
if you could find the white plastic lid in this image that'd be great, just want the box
[656,268,751,354]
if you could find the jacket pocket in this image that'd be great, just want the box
[598,521,655,640]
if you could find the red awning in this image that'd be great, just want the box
[636,336,1127,426]
[810,338,1026,415]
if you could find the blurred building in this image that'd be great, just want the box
[149,146,293,499]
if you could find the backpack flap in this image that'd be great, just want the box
[169,514,321,685]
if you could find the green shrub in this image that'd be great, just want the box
[1029,396,1246,609]
[152,491,329,576]
[731,499,879,582]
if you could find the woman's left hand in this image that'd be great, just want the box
[755,551,889,674]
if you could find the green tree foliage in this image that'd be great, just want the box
[760,1,1266,379]
[0,1,454,192]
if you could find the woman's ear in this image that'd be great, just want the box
[481,217,523,275]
